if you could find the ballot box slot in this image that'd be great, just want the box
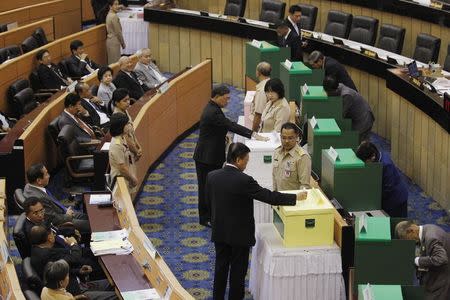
[305,218,315,228]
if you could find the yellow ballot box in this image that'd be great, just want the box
[273,188,334,247]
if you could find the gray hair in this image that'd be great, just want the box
[118,56,129,66]
[308,50,324,65]
[136,48,151,57]
[256,62,272,77]
[43,259,70,289]
[395,220,415,239]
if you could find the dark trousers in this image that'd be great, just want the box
[213,242,250,300]
[195,161,221,225]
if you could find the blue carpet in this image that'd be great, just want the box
[8,84,449,299]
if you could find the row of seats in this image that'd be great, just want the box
[0,27,48,64]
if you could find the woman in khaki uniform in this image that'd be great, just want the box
[105,0,125,64]
[260,78,291,133]
[109,113,138,195]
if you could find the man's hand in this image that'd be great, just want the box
[90,96,103,106]
[79,265,93,275]
[74,229,81,241]
[296,191,308,201]
[80,53,88,61]
[64,236,78,246]
[66,206,74,217]
[252,133,270,141]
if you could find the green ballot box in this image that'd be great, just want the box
[321,148,382,211]
[279,62,324,103]
[245,41,290,82]
[354,217,416,289]
[301,86,344,121]
[358,284,403,300]
[307,118,359,177]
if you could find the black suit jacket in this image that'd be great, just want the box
[277,30,303,62]
[193,101,253,166]
[285,17,301,36]
[113,70,149,100]
[57,111,92,143]
[207,166,296,247]
[66,54,99,78]
[37,63,68,89]
[324,56,358,91]
[80,98,107,128]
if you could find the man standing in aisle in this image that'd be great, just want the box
[250,62,271,132]
[193,85,267,227]
[207,142,302,300]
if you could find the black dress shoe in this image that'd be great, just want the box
[200,220,211,228]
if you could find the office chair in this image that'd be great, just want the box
[377,24,406,54]
[21,36,40,54]
[14,188,26,211]
[413,33,441,63]
[13,213,31,258]
[297,4,318,31]
[22,257,43,295]
[259,0,286,23]
[348,16,379,46]
[224,0,247,17]
[32,27,48,46]
[324,10,353,38]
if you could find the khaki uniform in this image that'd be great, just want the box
[260,98,290,133]
[109,136,137,194]
[106,12,124,64]
[250,78,270,121]
[272,144,311,191]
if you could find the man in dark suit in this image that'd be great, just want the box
[275,21,303,62]
[285,4,302,36]
[193,85,267,227]
[66,40,100,78]
[113,56,149,100]
[207,142,301,299]
[75,82,109,130]
[308,50,358,91]
[58,93,102,145]
[395,221,450,300]
[23,163,91,234]
[30,226,116,299]
[36,49,73,90]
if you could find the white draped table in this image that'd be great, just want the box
[118,7,149,55]
[249,223,346,300]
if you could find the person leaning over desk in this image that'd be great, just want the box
[273,122,311,191]
[193,85,269,227]
[207,142,304,300]
[395,221,450,300]
[260,78,291,133]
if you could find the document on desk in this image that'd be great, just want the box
[101,142,111,151]
[121,288,160,300]
[89,193,112,205]
[90,238,133,256]
[91,228,129,242]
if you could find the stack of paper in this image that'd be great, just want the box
[91,228,129,242]
[89,193,112,205]
[90,238,133,256]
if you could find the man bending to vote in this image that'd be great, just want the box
[207,142,305,300]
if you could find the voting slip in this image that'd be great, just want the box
[91,228,129,242]
[121,288,160,300]
[90,238,133,256]
[89,193,112,205]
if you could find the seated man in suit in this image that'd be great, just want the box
[323,75,374,141]
[75,82,110,130]
[113,56,149,100]
[134,48,167,89]
[23,163,91,234]
[308,50,358,91]
[58,93,102,144]
[275,21,303,62]
[395,221,450,300]
[66,40,100,78]
[30,226,116,299]
[36,49,73,90]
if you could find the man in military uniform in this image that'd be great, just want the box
[250,62,271,132]
[272,122,311,191]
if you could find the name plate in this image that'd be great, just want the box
[310,116,318,129]
[302,83,309,95]
[328,146,339,162]
[361,48,378,59]
[410,77,424,90]
[301,30,312,38]
[251,39,262,48]
[158,81,170,94]
[430,1,443,9]
[284,59,293,69]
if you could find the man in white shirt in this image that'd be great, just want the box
[251,62,271,131]
[134,48,167,89]
[66,40,99,78]
[75,82,110,129]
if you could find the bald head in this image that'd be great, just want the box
[119,56,133,72]
[256,62,271,79]
[137,48,152,65]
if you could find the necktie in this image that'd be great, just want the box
[51,65,67,84]
[75,116,96,139]
[46,189,67,212]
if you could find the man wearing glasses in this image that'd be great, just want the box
[272,122,311,191]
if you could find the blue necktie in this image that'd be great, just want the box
[45,189,67,212]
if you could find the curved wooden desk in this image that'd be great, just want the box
[0,18,54,49]
[144,8,449,213]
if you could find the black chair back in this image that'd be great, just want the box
[224,0,247,17]
[48,116,61,146]
[377,24,406,54]
[259,0,286,23]
[444,44,450,72]
[14,188,26,211]
[7,79,30,103]
[58,59,71,78]
[22,257,43,295]
[10,87,37,118]
[21,36,40,54]
[348,15,379,46]
[13,213,31,258]
[298,4,318,31]
[4,45,21,59]
[0,24,7,33]
[0,48,8,64]
[32,27,48,46]
[23,290,41,300]
[324,10,353,38]
[91,84,99,96]
[29,70,44,92]
[413,33,441,63]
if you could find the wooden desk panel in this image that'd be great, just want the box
[0,18,54,49]
[0,0,46,13]
[82,0,95,22]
